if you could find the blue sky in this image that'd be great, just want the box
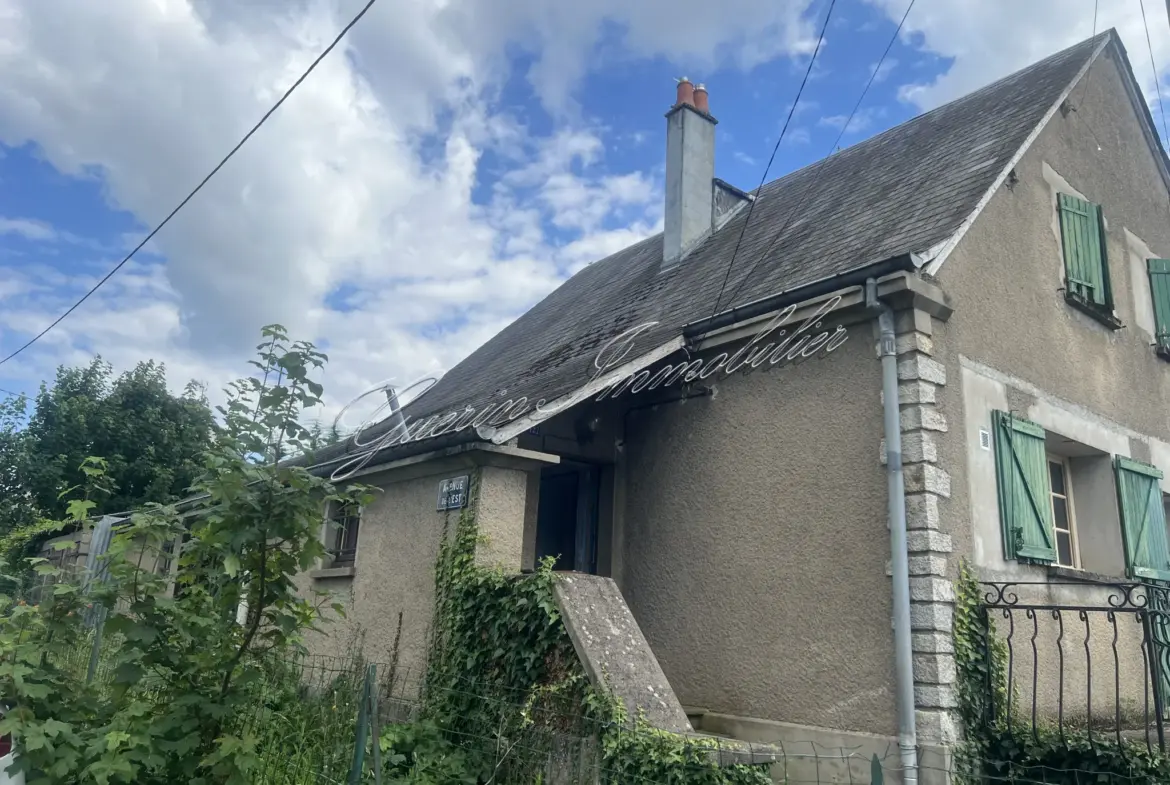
[0,0,1165,417]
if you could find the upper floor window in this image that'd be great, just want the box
[326,501,361,568]
[1057,193,1121,328]
[1146,258,1170,358]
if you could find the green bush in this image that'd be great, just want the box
[378,485,773,784]
[0,326,374,785]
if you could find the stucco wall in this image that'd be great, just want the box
[939,48,1170,447]
[938,48,1170,725]
[297,469,466,685]
[297,454,540,686]
[617,329,897,736]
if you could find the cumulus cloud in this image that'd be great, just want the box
[865,0,1170,110]
[817,106,884,134]
[8,0,1162,427]
[0,0,822,420]
[0,217,55,241]
[870,57,898,83]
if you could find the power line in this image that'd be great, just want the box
[1062,2,1107,155]
[720,0,917,310]
[709,0,838,317]
[1140,0,1170,144]
[0,0,380,370]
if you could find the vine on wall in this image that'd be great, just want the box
[381,471,772,784]
[952,561,1170,784]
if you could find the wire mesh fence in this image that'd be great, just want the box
[11,627,1170,784]
[8,577,1170,783]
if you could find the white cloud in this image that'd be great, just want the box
[782,127,812,145]
[817,106,883,134]
[0,217,55,241]
[870,57,898,83]
[865,0,1170,111]
[0,0,824,420]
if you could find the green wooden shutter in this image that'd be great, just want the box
[1114,456,1170,581]
[1148,259,1170,349]
[992,411,1056,563]
[1058,193,1110,307]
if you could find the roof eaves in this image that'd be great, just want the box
[483,333,688,446]
[922,33,1113,278]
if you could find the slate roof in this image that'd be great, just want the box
[310,31,1110,471]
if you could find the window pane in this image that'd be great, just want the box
[1052,496,1070,532]
[1049,461,1066,496]
[341,517,360,551]
[1057,530,1073,567]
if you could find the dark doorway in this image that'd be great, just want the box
[535,463,600,573]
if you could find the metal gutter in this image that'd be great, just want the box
[683,255,917,339]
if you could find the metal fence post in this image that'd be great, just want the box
[369,664,382,785]
[1146,583,1169,752]
[348,663,374,784]
[85,605,108,684]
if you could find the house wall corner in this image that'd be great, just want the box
[883,306,960,749]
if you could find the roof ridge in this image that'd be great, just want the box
[749,30,1111,199]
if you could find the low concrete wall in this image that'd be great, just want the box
[695,711,952,785]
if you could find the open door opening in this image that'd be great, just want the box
[535,462,600,574]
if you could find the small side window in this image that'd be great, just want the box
[326,502,361,568]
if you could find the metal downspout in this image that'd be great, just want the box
[867,278,919,785]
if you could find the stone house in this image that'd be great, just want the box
[298,29,1170,782]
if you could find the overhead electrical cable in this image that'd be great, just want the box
[1140,0,1170,145]
[718,0,918,311]
[709,0,838,317]
[0,0,380,369]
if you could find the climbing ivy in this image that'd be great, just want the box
[953,561,1170,784]
[383,472,772,784]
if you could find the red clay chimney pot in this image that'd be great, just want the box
[693,83,709,114]
[675,77,695,108]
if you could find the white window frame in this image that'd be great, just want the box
[1047,453,1080,569]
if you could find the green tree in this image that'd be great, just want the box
[3,358,215,533]
[0,325,372,784]
[0,393,35,536]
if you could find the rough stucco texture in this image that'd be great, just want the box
[940,49,1170,444]
[474,465,528,571]
[938,50,1170,724]
[298,471,459,683]
[619,333,896,736]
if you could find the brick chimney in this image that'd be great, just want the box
[663,78,717,269]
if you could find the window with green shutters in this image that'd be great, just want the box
[992,411,1057,563]
[1147,258,1170,353]
[1113,456,1170,581]
[1057,193,1112,310]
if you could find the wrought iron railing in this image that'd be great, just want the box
[979,580,1170,755]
